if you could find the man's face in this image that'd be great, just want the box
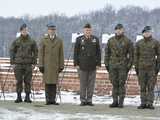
[83,28,92,37]
[115,28,124,36]
[21,28,28,36]
[143,31,152,38]
[48,27,56,36]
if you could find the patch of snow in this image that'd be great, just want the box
[0,107,159,120]
[0,107,131,120]
[0,91,160,120]
[0,91,160,106]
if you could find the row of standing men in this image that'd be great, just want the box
[9,23,160,110]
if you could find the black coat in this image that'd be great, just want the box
[74,35,101,71]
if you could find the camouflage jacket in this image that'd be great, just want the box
[10,35,38,65]
[134,37,160,69]
[104,35,134,69]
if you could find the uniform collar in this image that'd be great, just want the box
[44,34,56,41]
[19,34,29,41]
[144,36,152,41]
[115,34,124,40]
[49,35,56,39]
[83,35,93,40]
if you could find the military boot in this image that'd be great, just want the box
[118,97,124,108]
[146,104,155,110]
[24,93,32,103]
[109,101,118,108]
[137,104,146,109]
[15,93,22,103]
[110,96,118,108]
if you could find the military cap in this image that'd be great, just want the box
[115,24,124,30]
[47,22,56,29]
[142,26,152,33]
[84,23,92,28]
[20,23,27,31]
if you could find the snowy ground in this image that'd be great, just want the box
[0,91,160,120]
[0,90,160,106]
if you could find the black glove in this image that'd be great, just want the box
[59,67,64,73]
[10,61,14,65]
[105,66,109,71]
[135,67,139,75]
[155,64,160,75]
[127,65,132,73]
[39,66,44,73]
[32,59,37,65]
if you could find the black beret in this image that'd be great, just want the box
[83,23,92,28]
[20,23,27,31]
[115,24,124,30]
[142,26,152,33]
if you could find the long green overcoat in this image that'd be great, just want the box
[39,34,64,84]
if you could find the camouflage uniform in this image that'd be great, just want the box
[134,37,160,107]
[104,35,133,107]
[10,35,38,100]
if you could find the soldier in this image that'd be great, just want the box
[104,24,133,108]
[10,23,38,103]
[74,23,101,106]
[38,23,64,105]
[135,26,160,109]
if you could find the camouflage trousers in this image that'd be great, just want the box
[14,64,32,93]
[109,66,128,104]
[138,68,157,105]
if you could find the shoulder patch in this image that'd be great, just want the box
[44,33,48,36]
[92,38,96,43]
[44,34,49,39]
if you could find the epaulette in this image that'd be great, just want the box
[44,33,49,39]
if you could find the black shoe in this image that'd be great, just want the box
[87,102,94,106]
[146,104,155,110]
[137,104,146,109]
[14,99,23,103]
[80,102,86,106]
[109,102,118,108]
[45,101,52,105]
[46,101,59,105]
[24,99,32,103]
[51,101,59,105]
[118,104,124,108]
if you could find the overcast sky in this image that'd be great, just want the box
[0,0,160,17]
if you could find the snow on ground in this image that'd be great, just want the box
[0,107,131,120]
[0,90,160,106]
[0,91,160,120]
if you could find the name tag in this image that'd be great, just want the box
[92,39,96,43]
